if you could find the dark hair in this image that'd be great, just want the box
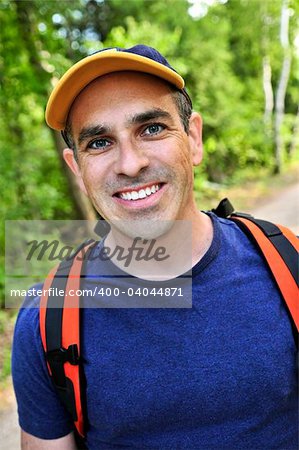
[172,90,192,134]
[62,120,78,161]
[63,90,192,161]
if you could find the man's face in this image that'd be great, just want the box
[64,72,203,231]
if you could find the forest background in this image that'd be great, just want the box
[0,0,299,381]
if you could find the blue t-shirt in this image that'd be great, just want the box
[12,214,298,449]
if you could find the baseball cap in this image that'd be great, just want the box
[45,44,192,131]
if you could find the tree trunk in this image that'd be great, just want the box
[261,2,274,143]
[262,56,274,134]
[14,0,97,220]
[273,0,291,174]
[288,105,299,158]
[14,1,49,96]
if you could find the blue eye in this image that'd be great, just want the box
[88,138,111,149]
[143,124,165,136]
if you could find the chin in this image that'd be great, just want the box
[110,218,175,240]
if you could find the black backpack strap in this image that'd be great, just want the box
[230,214,298,287]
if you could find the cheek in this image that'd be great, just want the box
[80,159,104,188]
[158,135,192,164]
[169,146,194,175]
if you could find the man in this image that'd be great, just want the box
[12,45,298,449]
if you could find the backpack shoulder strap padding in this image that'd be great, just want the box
[229,215,299,332]
[40,241,95,438]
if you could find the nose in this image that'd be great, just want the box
[114,139,150,177]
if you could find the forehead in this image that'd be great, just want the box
[69,71,178,129]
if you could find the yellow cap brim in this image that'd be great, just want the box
[45,50,185,131]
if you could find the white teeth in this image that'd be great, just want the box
[138,189,146,199]
[119,184,161,201]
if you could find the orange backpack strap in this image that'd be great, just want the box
[40,241,95,440]
[229,214,299,333]
[212,198,299,335]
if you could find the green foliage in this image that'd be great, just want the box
[0,310,16,382]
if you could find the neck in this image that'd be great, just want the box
[104,209,213,280]
[190,210,213,266]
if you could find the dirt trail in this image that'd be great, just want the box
[0,381,20,450]
[0,182,298,450]
[250,182,299,234]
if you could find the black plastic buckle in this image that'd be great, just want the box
[47,344,80,366]
[212,198,235,218]
[94,219,111,237]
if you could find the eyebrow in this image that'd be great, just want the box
[77,108,172,146]
[128,108,172,125]
[78,125,111,146]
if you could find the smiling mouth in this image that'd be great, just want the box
[114,183,163,201]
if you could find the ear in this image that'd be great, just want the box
[63,148,88,195]
[188,112,203,166]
